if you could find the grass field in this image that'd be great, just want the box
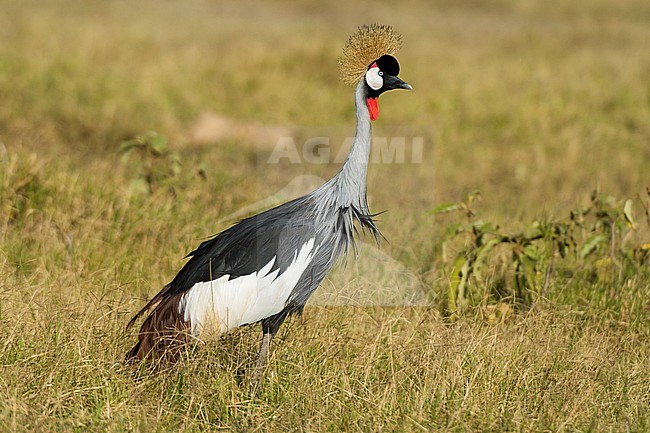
[1,0,649,431]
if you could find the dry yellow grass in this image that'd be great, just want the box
[1,0,649,431]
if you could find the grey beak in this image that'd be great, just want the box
[384,75,413,91]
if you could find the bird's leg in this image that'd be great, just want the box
[250,314,286,393]
[250,332,272,393]
[256,332,272,370]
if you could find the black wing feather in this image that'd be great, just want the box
[127,196,316,329]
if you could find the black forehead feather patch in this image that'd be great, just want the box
[370,54,400,76]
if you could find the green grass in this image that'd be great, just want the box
[1,0,649,431]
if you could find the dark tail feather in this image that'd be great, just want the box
[126,284,172,331]
[125,292,190,366]
[125,339,142,361]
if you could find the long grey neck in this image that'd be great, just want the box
[328,80,372,211]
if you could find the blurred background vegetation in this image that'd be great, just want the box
[0,0,648,431]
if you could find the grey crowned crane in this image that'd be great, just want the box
[126,24,412,373]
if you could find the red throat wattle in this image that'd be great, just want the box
[366,97,379,121]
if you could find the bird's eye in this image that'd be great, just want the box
[379,71,384,76]
[365,67,383,90]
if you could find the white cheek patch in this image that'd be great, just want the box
[365,67,383,90]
